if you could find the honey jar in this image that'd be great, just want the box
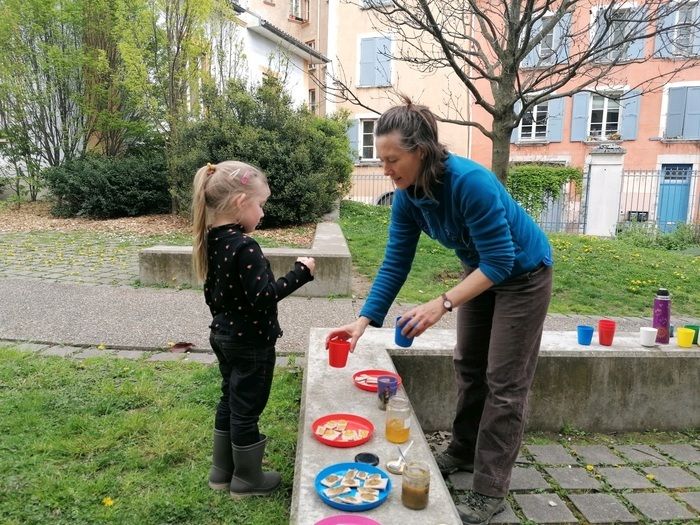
[385,396,410,443]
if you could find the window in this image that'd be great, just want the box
[655,3,700,58]
[521,14,572,68]
[308,89,317,114]
[589,94,621,139]
[512,97,564,143]
[665,86,700,139]
[289,0,308,21]
[359,37,391,87]
[361,119,377,159]
[571,90,641,141]
[306,40,317,71]
[593,7,645,61]
[520,102,549,140]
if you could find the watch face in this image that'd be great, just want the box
[443,300,452,310]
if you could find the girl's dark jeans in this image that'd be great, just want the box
[210,332,276,447]
[446,264,553,498]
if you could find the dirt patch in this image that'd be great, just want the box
[0,201,316,246]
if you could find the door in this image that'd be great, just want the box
[658,164,692,232]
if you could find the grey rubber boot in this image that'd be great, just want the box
[208,429,234,490]
[229,435,281,498]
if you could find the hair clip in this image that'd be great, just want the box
[240,173,250,185]
[206,162,216,176]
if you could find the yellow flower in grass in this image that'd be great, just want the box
[585,464,594,472]
[97,343,106,350]
[102,497,114,507]
[646,473,656,481]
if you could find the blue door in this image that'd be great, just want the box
[658,164,692,232]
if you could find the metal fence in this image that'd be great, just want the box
[618,169,700,233]
[345,173,395,205]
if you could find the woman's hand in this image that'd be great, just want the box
[325,317,370,352]
[398,297,445,338]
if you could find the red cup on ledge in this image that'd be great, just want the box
[598,319,616,346]
[327,339,351,368]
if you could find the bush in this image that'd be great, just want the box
[169,78,353,226]
[616,222,700,250]
[43,151,170,218]
[507,164,582,217]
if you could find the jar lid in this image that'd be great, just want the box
[657,288,669,296]
[354,452,379,466]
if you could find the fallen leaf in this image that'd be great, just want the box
[169,342,195,353]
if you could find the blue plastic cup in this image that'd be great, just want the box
[395,316,414,348]
[577,325,594,345]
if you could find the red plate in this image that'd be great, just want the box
[311,413,374,448]
[352,369,402,392]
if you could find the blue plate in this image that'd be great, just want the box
[314,462,392,512]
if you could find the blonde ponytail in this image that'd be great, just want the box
[192,165,211,282]
[191,161,268,283]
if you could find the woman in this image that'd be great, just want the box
[326,97,552,525]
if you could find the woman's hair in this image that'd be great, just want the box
[191,161,268,282]
[375,94,448,200]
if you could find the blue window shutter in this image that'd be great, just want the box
[376,37,391,86]
[359,38,376,86]
[654,10,675,58]
[665,87,687,138]
[347,119,359,162]
[547,98,564,142]
[570,92,589,141]
[554,13,572,64]
[684,86,700,139]
[620,89,641,140]
[511,100,522,143]
[625,8,646,60]
[522,18,542,68]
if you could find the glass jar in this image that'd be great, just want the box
[401,460,430,510]
[385,396,410,443]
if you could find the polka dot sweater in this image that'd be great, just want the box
[204,224,314,344]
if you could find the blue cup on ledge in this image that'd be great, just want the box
[395,316,414,348]
[577,325,594,346]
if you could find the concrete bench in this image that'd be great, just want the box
[138,222,351,297]
[291,328,462,524]
[390,329,700,432]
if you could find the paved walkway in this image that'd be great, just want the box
[1,230,699,524]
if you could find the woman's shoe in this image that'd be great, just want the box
[457,490,506,525]
[435,451,474,476]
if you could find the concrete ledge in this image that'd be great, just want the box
[138,222,351,297]
[291,328,461,524]
[388,329,700,432]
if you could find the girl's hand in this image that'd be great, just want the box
[399,297,445,338]
[325,317,370,352]
[297,257,315,275]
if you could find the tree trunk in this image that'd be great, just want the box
[490,117,512,184]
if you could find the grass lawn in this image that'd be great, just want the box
[339,201,700,316]
[0,348,301,525]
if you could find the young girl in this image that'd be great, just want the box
[192,161,315,498]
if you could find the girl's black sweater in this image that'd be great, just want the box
[204,224,314,345]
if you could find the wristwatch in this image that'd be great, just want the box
[441,293,453,312]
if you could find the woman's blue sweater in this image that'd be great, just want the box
[359,153,553,327]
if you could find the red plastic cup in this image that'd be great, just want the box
[598,319,616,346]
[327,339,350,368]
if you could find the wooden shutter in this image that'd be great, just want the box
[570,92,590,141]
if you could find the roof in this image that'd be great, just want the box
[231,2,330,64]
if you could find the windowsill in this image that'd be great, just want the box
[288,16,308,24]
[583,139,623,145]
[355,84,392,89]
[515,139,550,146]
[653,137,700,144]
[356,160,382,167]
